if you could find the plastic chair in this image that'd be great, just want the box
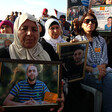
[81,83,102,112]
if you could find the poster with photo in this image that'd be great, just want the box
[0,34,14,48]
[92,4,112,32]
[67,0,89,21]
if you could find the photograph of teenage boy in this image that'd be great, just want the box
[3,65,50,106]
[65,45,84,80]
[105,16,112,30]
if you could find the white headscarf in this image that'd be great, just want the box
[43,18,66,51]
[9,13,50,61]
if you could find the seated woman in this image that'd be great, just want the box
[71,9,112,112]
[0,20,13,34]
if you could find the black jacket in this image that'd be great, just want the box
[0,47,10,58]
[39,38,59,61]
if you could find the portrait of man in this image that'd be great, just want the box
[65,45,85,80]
[3,65,50,106]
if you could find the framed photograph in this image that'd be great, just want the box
[0,34,14,48]
[91,4,112,33]
[57,41,89,82]
[0,59,62,111]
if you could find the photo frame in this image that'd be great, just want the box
[57,41,89,82]
[91,4,112,33]
[0,59,62,111]
[0,34,14,48]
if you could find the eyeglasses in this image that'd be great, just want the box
[83,19,96,24]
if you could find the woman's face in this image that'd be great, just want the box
[18,19,39,49]
[0,25,12,34]
[81,16,96,34]
[106,0,112,4]
[48,24,61,39]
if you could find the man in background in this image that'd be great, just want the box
[59,15,71,37]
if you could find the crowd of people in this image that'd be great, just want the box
[0,2,112,111]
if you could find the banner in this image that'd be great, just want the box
[67,0,82,8]
[67,0,89,21]
[92,4,112,32]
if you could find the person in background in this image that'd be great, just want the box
[105,16,112,30]
[18,12,22,16]
[71,9,112,112]
[59,15,71,38]
[0,20,13,34]
[13,11,18,22]
[39,8,50,26]
[40,18,66,61]
[70,18,79,40]
[9,11,15,23]
[5,15,10,21]
[38,21,45,38]
[9,15,14,24]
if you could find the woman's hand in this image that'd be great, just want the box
[50,80,65,112]
[97,64,106,80]
[70,38,79,43]
[50,91,65,112]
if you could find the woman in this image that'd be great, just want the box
[0,13,64,112]
[70,18,79,40]
[0,13,50,60]
[0,20,13,34]
[40,18,67,61]
[71,10,112,112]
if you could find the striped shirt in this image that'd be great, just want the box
[10,80,50,103]
[75,35,108,66]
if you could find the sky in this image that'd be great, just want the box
[0,0,67,20]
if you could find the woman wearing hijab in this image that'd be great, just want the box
[0,13,50,60]
[0,20,13,34]
[40,18,66,61]
[0,13,64,112]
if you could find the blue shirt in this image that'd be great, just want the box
[105,24,111,31]
[10,80,50,103]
